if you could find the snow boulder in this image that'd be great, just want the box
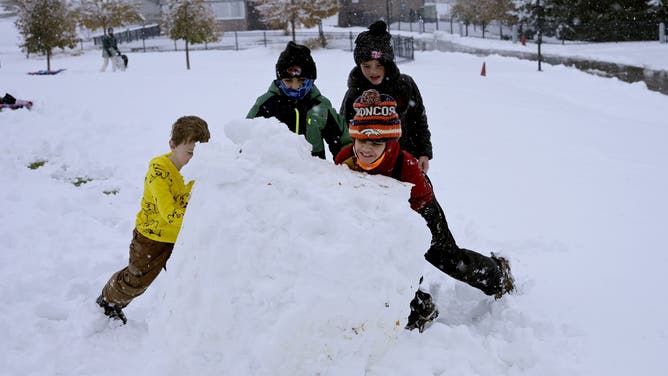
[148,119,429,375]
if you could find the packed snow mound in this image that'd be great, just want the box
[148,119,430,375]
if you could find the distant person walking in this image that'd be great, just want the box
[100,27,120,72]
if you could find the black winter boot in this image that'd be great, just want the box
[420,196,515,298]
[1,93,16,105]
[425,244,508,296]
[96,294,127,324]
[405,290,439,333]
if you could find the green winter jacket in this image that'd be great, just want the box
[101,34,118,58]
[247,81,351,159]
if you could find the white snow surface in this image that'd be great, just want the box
[2,16,668,376]
[431,30,668,71]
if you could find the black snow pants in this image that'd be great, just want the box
[419,196,503,296]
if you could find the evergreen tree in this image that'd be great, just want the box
[505,1,658,41]
[163,0,221,70]
[15,0,79,71]
[75,0,143,33]
[543,0,576,42]
[250,0,338,42]
[648,0,667,22]
[549,1,655,41]
[510,0,532,21]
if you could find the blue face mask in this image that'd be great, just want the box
[277,79,313,99]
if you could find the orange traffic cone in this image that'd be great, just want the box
[480,62,486,76]
[521,33,526,46]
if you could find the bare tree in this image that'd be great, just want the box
[163,0,221,70]
[15,0,79,71]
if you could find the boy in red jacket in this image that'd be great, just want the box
[335,90,514,332]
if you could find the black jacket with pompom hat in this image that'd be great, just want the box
[341,20,433,160]
[340,65,432,160]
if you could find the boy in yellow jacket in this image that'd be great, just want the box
[96,116,210,324]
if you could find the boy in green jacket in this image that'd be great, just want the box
[247,41,351,160]
[96,116,210,324]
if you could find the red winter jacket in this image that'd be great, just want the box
[334,141,433,211]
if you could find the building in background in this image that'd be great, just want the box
[139,0,250,31]
[122,0,451,32]
[339,0,425,27]
[210,0,248,31]
[433,0,455,19]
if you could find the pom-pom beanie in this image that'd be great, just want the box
[353,20,395,65]
[349,89,401,142]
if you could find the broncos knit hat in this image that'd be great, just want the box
[349,89,402,142]
[353,20,395,65]
[275,41,317,80]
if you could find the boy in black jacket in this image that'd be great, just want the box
[340,20,432,173]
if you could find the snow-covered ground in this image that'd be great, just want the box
[430,30,668,71]
[2,15,668,376]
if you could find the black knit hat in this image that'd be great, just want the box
[275,41,317,80]
[353,20,395,65]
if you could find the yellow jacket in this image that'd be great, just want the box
[135,153,193,243]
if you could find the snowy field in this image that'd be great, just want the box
[430,30,668,71]
[2,16,668,376]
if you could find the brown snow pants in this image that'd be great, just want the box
[102,229,174,307]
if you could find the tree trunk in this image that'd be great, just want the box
[185,4,190,69]
[185,40,190,70]
[46,49,51,72]
[318,21,326,48]
[291,18,296,42]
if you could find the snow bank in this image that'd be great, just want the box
[147,119,430,375]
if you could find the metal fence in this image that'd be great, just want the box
[88,27,415,61]
[415,17,668,44]
[392,34,414,60]
[92,24,162,46]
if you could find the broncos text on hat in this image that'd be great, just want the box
[349,89,401,142]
